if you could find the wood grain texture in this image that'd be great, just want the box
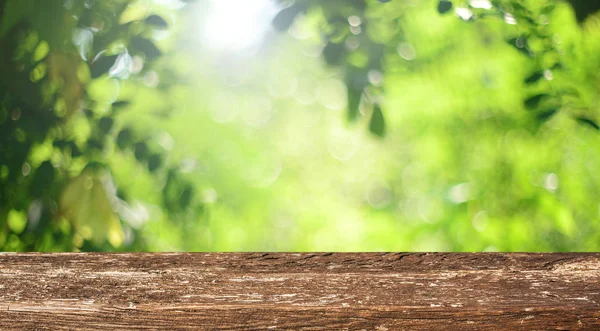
[0,253,599,330]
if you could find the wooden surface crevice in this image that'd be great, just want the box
[0,253,599,330]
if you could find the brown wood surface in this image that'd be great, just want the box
[0,253,599,330]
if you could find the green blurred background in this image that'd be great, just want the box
[1,0,600,252]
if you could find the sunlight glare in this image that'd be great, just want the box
[201,0,278,52]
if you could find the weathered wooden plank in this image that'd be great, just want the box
[0,253,599,330]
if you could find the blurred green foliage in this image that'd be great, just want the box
[1,0,600,252]
[0,0,201,251]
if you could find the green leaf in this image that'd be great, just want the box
[437,1,453,14]
[507,37,531,57]
[112,101,131,108]
[323,42,345,66]
[179,185,193,210]
[134,141,149,161]
[147,154,163,172]
[347,89,362,122]
[369,105,386,137]
[98,117,113,134]
[88,138,104,151]
[70,142,83,157]
[117,128,133,150]
[130,36,161,60]
[524,72,544,84]
[524,94,550,110]
[570,1,600,22]
[510,2,529,14]
[90,54,119,79]
[30,161,55,198]
[536,108,558,122]
[111,100,131,114]
[163,169,183,213]
[145,15,168,29]
[576,117,600,130]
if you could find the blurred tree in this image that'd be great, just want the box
[0,0,200,251]
[1,0,600,252]
[272,0,600,135]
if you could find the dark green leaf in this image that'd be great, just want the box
[369,105,386,137]
[576,117,600,130]
[98,117,113,134]
[570,1,600,23]
[145,15,168,28]
[511,2,529,14]
[84,161,107,173]
[116,188,129,201]
[147,154,163,172]
[179,185,193,209]
[52,140,70,149]
[112,101,131,108]
[347,89,361,122]
[83,109,94,117]
[163,169,183,213]
[0,107,7,124]
[111,100,131,114]
[437,1,453,14]
[117,128,133,150]
[89,54,119,79]
[536,108,558,122]
[524,94,550,110]
[130,36,161,60]
[71,143,83,157]
[524,72,544,84]
[540,3,556,15]
[134,141,149,161]
[30,161,54,198]
[323,42,345,66]
[507,37,531,57]
[88,138,104,151]
[378,0,391,3]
